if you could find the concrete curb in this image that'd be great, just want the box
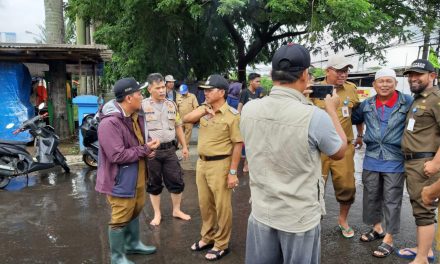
[65,155,84,166]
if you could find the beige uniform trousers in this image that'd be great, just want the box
[321,144,356,204]
[196,157,232,250]
[183,123,193,146]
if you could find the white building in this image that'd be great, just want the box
[0,32,17,43]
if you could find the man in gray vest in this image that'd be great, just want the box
[142,73,190,226]
[240,43,347,264]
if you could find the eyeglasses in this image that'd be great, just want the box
[329,67,349,75]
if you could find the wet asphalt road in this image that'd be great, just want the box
[0,149,438,264]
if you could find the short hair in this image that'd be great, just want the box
[271,69,306,84]
[222,89,227,100]
[115,96,125,103]
[248,73,261,81]
[147,73,164,87]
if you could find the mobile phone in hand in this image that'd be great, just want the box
[309,85,334,99]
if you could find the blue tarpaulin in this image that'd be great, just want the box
[0,62,34,142]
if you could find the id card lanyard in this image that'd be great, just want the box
[342,97,350,117]
[407,107,417,131]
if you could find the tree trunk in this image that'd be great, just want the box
[237,58,247,85]
[234,35,249,85]
[76,16,87,95]
[45,0,69,139]
[44,0,64,44]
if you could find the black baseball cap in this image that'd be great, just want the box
[199,74,229,90]
[403,59,436,75]
[272,43,310,72]
[113,77,147,99]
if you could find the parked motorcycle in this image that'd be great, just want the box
[0,103,70,189]
[80,113,99,168]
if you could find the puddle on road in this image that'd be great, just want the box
[3,175,37,191]
[69,167,97,207]
[1,166,93,192]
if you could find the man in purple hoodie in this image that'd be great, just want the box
[95,77,160,264]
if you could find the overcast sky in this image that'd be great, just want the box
[0,0,44,43]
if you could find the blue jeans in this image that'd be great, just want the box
[245,214,321,264]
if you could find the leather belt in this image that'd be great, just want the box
[199,155,230,161]
[404,152,435,161]
[157,141,176,150]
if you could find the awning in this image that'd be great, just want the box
[0,43,112,64]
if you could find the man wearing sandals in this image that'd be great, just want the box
[240,44,347,264]
[183,74,243,261]
[311,54,363,238]
[397,59,440,264]
[352,68,413,258]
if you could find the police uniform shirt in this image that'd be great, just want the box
[142,98,182,143]
[197,103,243,157]
[402,86,440,153]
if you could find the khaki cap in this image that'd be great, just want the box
[327,55,353,70]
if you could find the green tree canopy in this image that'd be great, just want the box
[68,0,415,83]
[67,0,235,85]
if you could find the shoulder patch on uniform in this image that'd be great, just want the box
[141,98,152,109]
[229,107,239,115]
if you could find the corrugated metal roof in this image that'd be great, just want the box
[0,43,112,63]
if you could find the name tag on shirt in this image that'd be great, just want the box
[407,118,415,131]
[342,106,349,117]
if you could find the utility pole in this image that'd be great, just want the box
[422,33,430,59]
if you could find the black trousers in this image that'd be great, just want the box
[146,146,184,195]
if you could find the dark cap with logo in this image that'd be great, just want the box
[113,77,146,99]
[403,59,435,75]
[272,43,311,72]
[199,74,229,90]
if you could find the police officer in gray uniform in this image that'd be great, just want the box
[142,73,190,226]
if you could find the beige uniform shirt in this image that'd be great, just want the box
[176,93,199,120]
[197,103,243,156]
[402,86,440,153]
[312,80,359,142]
[142,98,182,143]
